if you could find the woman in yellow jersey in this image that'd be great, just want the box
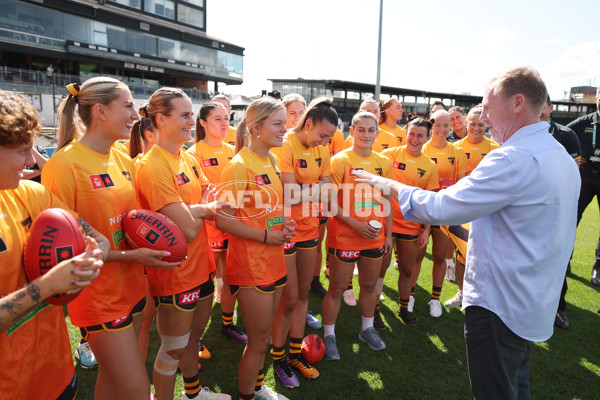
[343,99,397,153]
[282,93,306,131]
[448,106,467,143]
[379,98,406,147]
[212,94,237,147]
[446,106,499,309]
[187,102,248,345]
[216,97,295,400]
[411,109,468,319]
[269,97,337,387]
[43,78,179,400]
[381,118,439,326]
[322,111,393,360]
[0,89,105,400]
[136,89,229,400]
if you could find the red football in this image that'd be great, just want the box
[24,208,87,305]
[122,209,187,262]
[301,334,326,364]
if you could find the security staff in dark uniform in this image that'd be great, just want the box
[541,96,582,329]
[567,87,600,288]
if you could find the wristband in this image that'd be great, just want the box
[263,229,268,244]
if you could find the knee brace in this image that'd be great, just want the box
[154,332,190,376]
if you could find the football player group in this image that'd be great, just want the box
[0,65,585,400]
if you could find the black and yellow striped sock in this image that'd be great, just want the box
[270,345,285,362]
[222,311,234,327]
[183,374,201,399]
[375,304,380,312]
[410,287,415,298]
[431,286,442,301]
[239,393,254,400]
[289,337,302,359]
[399,298,409,311]
[346,280,353,291]
[255,368,265,392]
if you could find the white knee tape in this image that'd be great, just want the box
[154,332,191,376]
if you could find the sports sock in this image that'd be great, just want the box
[289,337,302,359]
[323,324,335,337]
[361,316,374,332]
[270,345,285,362]
[215,277,223,288]
[254,368,265,392]
[446,258,454,268]
[183,374,201,399]
[399,298,409,311]
[240,394,254,400]
[346,280,353,291]
[431,286,442,301]
[222,311,234,327]
[410,287,415,298]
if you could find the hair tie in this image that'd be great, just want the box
[66,83,80,97]
[143,105,149,118]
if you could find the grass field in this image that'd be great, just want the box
[68,205,600,400]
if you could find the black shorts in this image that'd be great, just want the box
[283,238,319,256]
[431,225,441,231]
[153,273,215,311]
[392,232,419,241]
[318,211,328,225]
[56,373,77,400]
[80,297,146,339]
[210,239,229,251]
[229,275,288,296]
[327,247,385,264]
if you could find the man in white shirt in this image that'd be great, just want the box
[352,67,580,400]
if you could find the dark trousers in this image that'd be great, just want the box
[465,306,532,400]
[577,172,600,269]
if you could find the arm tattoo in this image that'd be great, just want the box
[0,291,26,316]
[26,283,42,303]
[78,217,111,260]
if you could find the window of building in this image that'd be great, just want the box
[177,3,204,28]
[93,21,108,47]
[179,0,204,7]
[109,0,141,8]
[145,0,175,19]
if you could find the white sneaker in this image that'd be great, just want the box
[407,295,415,313]
[181,387,232,400]
[343,289,357,306]
[215,283,222,304]
[445,266,456,282]
[444,290,462,309]
[379,293,385,301]
[353,265,359,275]
[428,299,442,318]
[254,384,289,400]
[75,341,97,369]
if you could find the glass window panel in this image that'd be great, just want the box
[145,0,174,19]
[106,25,127,51]
[159,38,179,59]
[177,4,204,28]
[63,14,91,43]
[143,34,158,56]
[180,0,204,7]
[109,0,141,8]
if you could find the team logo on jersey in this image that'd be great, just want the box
[448,157,455,166]
[481,153,487,158]
[55,246,74,262]
[381,144,389,150]
[296,159,308,169]
[113,229,125,247]
[315,157,322,167]
[465,153,471,159]
[20,216,32,230]
[0,235,7,253]
[89,173,115,190]
[137,224,160,245]
[397,137,404,145]
[255,174,272,186]
[191,165,200,179]
[417,168,426,178]
[176,172,190,186]
[430,157,438,164]
[393,162,406,170]
[121,170,132,182]
[375,168,383,176]
[202,158,219,167]
[349,167,363,177]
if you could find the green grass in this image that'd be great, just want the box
[68,205,600,399]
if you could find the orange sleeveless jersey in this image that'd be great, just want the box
[219,147,286,286]
[187,140,235,244]
[0,181,75,399]
[42,140,144,327]
[381,146,439,235]
[328,129,345,155]
[455,137,500,175]
[225,125,237,147]
[344,128,398,153]
[328,149,393,250]
[422,141,469,189]
[379,123,406,147]
[136,145,214,296]
[277,133,331,241]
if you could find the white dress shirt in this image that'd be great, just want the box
[398,121,581,341]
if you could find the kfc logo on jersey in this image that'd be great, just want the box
[255,174,272,186]
[179,288,201,305]
[283,242,295,251]
[89,173,115,190]
[393,162,406,170]
[296,159,308,169]
[202,158,219,167]
[55,246,74,262]
[113,316,129,326]
[339,250,360,259]
[176,172,190,186]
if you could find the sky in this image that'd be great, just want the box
[207,0,600,101]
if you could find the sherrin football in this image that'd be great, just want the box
[122,209,187,262]
[24,208,87,305]
[301,334,326,364]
